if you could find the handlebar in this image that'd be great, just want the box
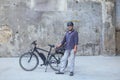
[31,40,37,45]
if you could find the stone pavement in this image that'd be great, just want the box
[0,56,120,80]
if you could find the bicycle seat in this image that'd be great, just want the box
[48,44,55,48]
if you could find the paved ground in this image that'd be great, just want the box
[0,56,120,80]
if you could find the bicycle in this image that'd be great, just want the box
[19,40,64,72]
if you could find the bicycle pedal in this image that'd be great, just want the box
[40,64,44,66]
[40,63,46,66]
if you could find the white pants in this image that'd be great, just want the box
[59,49,75,72]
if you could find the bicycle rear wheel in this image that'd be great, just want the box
[49,53,63,71]
[19,52,39,71]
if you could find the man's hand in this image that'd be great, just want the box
[74,45,77,53]
[56,44,61,48]
[74,48,77,53]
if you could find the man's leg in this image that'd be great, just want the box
[56,50,70,74]
[60,50,70,72]
[68,49,75,76]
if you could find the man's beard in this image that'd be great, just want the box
[69,28,73,31]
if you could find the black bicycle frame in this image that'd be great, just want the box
[32,45,53,65]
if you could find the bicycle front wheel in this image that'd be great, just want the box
[49,53,63,71]
[19,52,39,71]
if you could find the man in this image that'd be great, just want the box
[56,21,79,76]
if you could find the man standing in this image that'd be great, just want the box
[56,21,79,76]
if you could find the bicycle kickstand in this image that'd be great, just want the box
[45,64,48,72]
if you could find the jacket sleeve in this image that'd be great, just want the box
[61,35,66,45]
[74,31,78,45]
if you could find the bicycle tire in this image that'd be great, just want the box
[19,52,39,71]
[49,53,63,71]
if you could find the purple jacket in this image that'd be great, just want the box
[61,29,78,50]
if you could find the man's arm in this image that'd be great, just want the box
[74,31,78,53]
[61,35,66,46]
[57,35,66,48]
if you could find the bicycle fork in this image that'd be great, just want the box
[28,52,33,63]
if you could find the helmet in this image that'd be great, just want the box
[67,21,74,26]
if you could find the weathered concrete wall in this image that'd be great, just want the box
[68,1,102,55]
[116,0,120,55]
[0,0,117,57]
[101,0,116,56]
[116,0,120,30]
